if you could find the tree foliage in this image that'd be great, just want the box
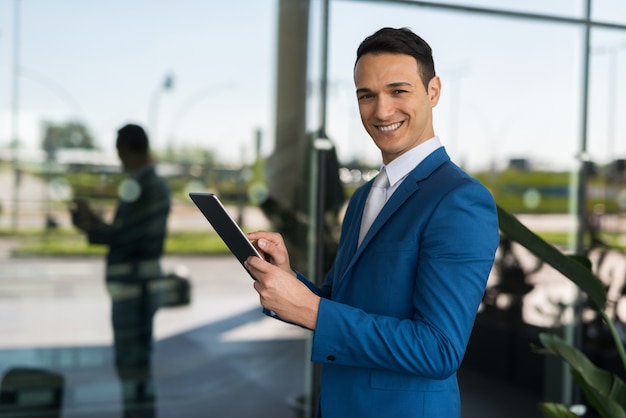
[42,121,97,158]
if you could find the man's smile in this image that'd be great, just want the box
[377,121,403,132]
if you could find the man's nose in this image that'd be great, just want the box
[374,95,394,119]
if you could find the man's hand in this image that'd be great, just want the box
[247,231,292,272]
[245,231,320,330]
[69,198,98,230]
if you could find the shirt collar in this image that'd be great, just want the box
[383,136,442,187]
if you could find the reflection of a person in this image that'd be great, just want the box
[71,123,171,417]
[245,28,500,417]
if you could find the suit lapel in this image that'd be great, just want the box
[358,148,450,251]
[333,148,451,294]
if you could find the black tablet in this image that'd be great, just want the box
[189,192,262,279]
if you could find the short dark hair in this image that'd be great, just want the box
[116,123,150,155]
[356,27,436,90]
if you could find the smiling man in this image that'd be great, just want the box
[355,50,440,165]
[245,27,499,417]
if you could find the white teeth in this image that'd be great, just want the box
[379,122,402,132]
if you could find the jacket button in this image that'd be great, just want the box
[327,355,336,362]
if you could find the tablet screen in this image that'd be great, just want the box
[189,192,262,279]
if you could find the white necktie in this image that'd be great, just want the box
[359,168,389,245]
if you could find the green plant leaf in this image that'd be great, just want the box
[496,205,607,311]
[538,402,578,417]
[497,206,626,417]
[539,333,626,417]
[570,368,626,418]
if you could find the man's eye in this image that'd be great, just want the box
[358,94,373,100]
[393,89,407,95]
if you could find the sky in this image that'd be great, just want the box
[1,0,626,171]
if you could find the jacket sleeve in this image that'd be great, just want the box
[310,181,499,379]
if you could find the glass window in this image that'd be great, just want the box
[1,1,626,417]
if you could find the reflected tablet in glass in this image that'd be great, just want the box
[189,192,262,279]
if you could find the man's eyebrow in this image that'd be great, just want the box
[387,81,412,88]
[356,81,413,94]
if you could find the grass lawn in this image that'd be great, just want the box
[3,228,231,257]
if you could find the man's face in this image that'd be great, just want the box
[116,142,131,171]
[354,52,441,164]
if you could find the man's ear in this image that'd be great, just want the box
[428,76,442,107]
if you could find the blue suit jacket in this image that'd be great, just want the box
[299,148,499,417]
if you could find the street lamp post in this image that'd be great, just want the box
[592,41,626,222]
[165,83,234,152]
[10,0,21,232]
[148,73,174,148]
[604,43,626,166]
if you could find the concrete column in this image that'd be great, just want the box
[266,0,310,209]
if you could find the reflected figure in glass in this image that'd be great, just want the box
[70,123,171,417]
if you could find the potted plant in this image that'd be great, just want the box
[496,206,626,418]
